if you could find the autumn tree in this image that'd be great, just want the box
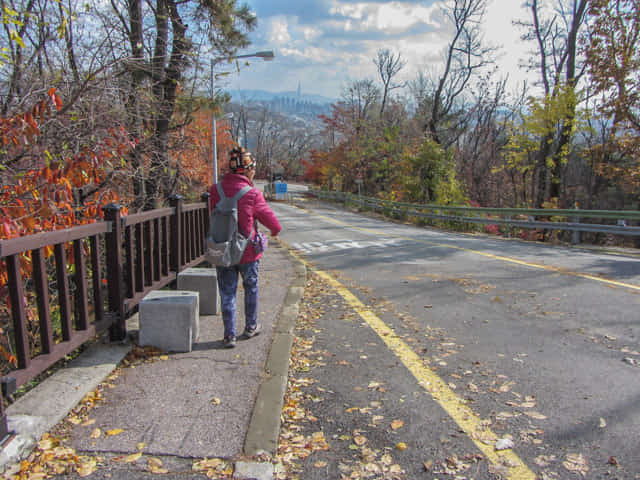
[585,0,640,196]
[515,0,589,207]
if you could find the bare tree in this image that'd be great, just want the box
[341,79,380,135]
[109,0,256,209]
[374,49,406,116]
[426,0,496,146]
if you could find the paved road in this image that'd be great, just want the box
[271,199,640,479]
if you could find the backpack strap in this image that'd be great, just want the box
[230,185,254,239]
[231,185,253,202]
[216,183,226,201]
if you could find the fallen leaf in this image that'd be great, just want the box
[90,428,101,439]
[81,419,96,426]
[534,455,556,467]
[353,435,367,446]
[37,438,57,450]
[563,453,589,476]
[423,460,433,471]
[193,458,223,471]
[524,411,547,420]
[125,452,142,463]
[160,355,169,360]
[391,420,404,430]
[499,381,515,393]
[137,442,147,450]
[211,397,221,405]
[76,457,98,477]
[105,428,124,436]
[599,418,607,428]
[495,437,514,450]
[314,460,328,468]
[396,442,408,451]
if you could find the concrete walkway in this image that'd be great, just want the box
[1,241,305,479]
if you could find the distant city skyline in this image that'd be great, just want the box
[222,0,533,100]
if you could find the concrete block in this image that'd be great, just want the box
[139,290,199,352]
[177,267,219,315]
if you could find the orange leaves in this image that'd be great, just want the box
[48,87,63,111]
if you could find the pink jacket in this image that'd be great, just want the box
[209,174,282,264]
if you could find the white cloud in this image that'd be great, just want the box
[330,2,440,34]
[265,16,292,45]
[231,0,537,99]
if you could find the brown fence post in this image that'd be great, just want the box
[103,204,126,341]
[169,195,183,273]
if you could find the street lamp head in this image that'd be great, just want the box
[254,50,275,61]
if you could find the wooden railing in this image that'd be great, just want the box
[0,194,211,443]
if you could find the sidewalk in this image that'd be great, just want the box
[1,241,305,479]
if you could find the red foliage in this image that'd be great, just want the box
[175,112,235,194]
[0,90,132,366]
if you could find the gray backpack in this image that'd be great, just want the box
[205,184,253,267]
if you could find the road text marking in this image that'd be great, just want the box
[315,213,640,292]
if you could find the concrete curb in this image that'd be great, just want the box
[0,342,132,471]
[243,257,306,458]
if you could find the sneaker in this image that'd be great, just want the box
[243,324,261,338]
[223,335,236,348]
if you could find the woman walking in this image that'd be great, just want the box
[209,147,281,348]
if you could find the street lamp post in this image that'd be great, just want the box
[211,50,275,184]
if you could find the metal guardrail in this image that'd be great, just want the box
[309,189,640,238]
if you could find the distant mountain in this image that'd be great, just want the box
[229,89,336,106]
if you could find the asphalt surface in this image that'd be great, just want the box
[271,199,640,479]
[0,240,305,479]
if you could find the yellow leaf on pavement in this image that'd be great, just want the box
[563,453,589,476]
[391,420,404,430]
[314,460,328,468]
[76,457,98,477]
[396,442,408,451]
[193,458,223,471]
[37,437,57,450]
[90,428,101,439]
[125,452,142,462]
[106,428,124,436]
[353,435,367,446]
[524,411,547,420]
[211,397,221,405]
[147,457,169,473]
[137,442,147,451]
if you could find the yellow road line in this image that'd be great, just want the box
[291,252,536,480]
[315,213,640,293]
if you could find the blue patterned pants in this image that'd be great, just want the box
[216,260,259,338]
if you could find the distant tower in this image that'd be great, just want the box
[297,81,301,100]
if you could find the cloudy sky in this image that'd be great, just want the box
[224,0,534,100]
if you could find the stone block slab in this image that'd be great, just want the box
[139,290,199,352]
[177,267,219,315]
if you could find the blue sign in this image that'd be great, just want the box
[274,182,288,194]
